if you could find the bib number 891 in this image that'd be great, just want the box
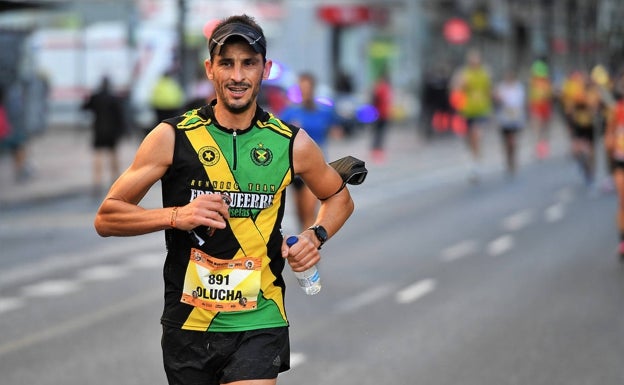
[207,274,230,285]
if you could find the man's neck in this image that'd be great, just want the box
[213,103,257,131]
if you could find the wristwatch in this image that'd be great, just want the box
[308,225,328,250]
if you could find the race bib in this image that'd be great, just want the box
[503,107,520,120]
[181,248,262,312]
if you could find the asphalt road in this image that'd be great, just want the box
[0,135,622,385]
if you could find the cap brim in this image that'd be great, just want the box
[209,23,266,57]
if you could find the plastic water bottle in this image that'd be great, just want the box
[286,236,322,295]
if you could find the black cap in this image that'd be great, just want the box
[209,22,266,58]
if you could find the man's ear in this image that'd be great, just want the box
[205,59,213,79]
[262,59,273,80]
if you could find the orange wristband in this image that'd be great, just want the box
[170,206,179,228]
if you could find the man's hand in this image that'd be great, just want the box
[173,193,230,231]
[281,232,321,272]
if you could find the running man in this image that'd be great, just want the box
[94,14,354,385]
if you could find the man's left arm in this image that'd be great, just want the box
[283,129,354,271]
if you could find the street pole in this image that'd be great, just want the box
[177,0,187,88]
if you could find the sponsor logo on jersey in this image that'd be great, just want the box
[190,189,274,210]
[198,146,220,166]
[250,143,273,166]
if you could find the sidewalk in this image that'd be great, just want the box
[0,127,141,208]
[0,120,572,208]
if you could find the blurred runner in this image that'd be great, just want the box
[420,62,453,139]
[604,70,624,261]
[560,71,585,138]
[494,69,526,177]
[451,48,493,182]
[568,72,601,187]
[148,69,185,136]
[528,59,554,159]
[590,64,617,193]
[370,67,393,164]
[280,72,343,229]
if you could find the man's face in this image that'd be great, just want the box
[206,41,272,114]
[299,77,314,104]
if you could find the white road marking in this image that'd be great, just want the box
[440,239,478,262]
[0,297,24,314]
[502,209,534,232]
[0,290,160,356]
[0,234,162,289]
[77,265,128,281]
[487,235,514,256]
[125,254,163,269]
[334,285,394,314]
[290,352,306,368]
[396,279,436,304]
[20,279,80,297]
[544,203,566,223]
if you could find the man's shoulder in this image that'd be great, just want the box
[164,106,212,130]
[257,109,299,138]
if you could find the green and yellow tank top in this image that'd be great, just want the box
[460,67,492,118]
[159,103,298,332]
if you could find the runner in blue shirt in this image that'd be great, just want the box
[280,72,343,229]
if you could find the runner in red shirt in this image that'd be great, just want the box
[604,72,624,261]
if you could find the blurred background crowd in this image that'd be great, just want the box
[0,0,623,183]
[2,3,624,383]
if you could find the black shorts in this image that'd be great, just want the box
[162,326,290,385]
[572,124,595,142]
[465,116,489,131]
[613,159,624,170]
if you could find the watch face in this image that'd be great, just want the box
[315,225,328,242]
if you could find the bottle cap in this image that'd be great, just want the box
[286,236,298,247]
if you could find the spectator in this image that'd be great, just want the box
[420,62,453,139]
[81,76,126,195]
[3,79,32,182]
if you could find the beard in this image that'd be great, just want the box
[218,80,262,114]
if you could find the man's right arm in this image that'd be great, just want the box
[94,123,231,237]
[94,123,175,237]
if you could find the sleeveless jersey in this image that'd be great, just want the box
[160,103,298,332]
[459,66,492,118]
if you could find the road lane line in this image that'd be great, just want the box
[396,279,436,304]
[334,285,394,314]
[0,234,162,288]
[20,279,80,297]
[487,235,514,256]
[502,209,534,232]
[125,254,163,269]
[544,203,566,223]
[440,239,478,262]
[0,297,24,314]
[0,290,160,356]
[77,265,129,281]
